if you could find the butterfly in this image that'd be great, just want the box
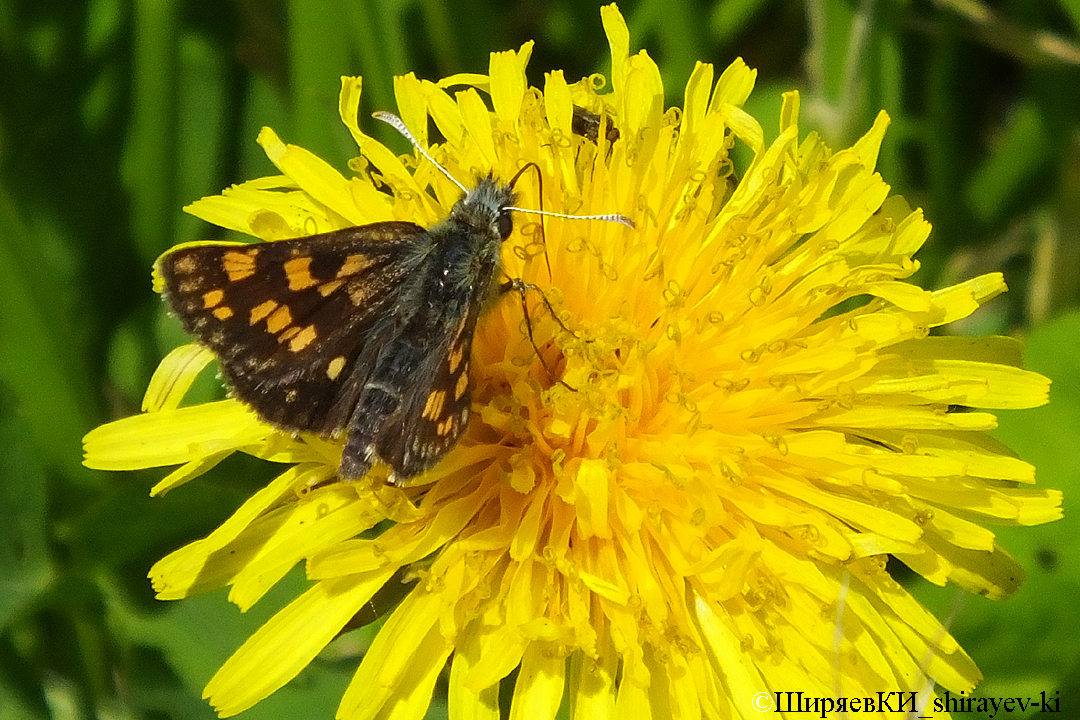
[158,112,632,484]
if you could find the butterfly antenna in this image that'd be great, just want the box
[507,205,636,229]
[507,163,554,281]
[372,111,469,195]
[375,111,635,231]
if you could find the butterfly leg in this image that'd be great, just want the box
[500,279,577,389]
[500,279,576,336]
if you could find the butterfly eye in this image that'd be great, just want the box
[496,210,513,240]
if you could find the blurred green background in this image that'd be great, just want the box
[1,0,1078,718]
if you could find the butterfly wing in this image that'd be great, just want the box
[158,221,432,437]
[371,298,483,481]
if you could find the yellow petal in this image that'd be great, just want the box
[508,643,565,720]
[257,126,364,226]
[206,574,395,717]
[601,4,630,97]
[489,42,533,127]
[83,400,262,471]
[149,464,332,598]
[337,590,447,719]
[141,344,214,412]
[393,72,430,146]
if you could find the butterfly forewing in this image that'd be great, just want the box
[159,222,432,436]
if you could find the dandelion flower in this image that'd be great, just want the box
[84,4,1060,718]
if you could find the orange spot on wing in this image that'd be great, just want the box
[447,345,465,373]
[223,249,258,281]
[250,299,278,324]
[327,356,346,380]
[446,315,470,372]
[337,254,373,278]
[318,279,344,296]
[266,305,292,334]
[202,289,225,308]
[289,325,318,352]
[284,256,317,291]
[422,390,446,420]
[212,306,234,320]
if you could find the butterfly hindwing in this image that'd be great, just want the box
[158,221,433,435]
[373,300,482,479]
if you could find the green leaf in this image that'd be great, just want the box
[0,407,52,630]
[710,0,771,46]
[0,183,98,484]
[123,0,180,267]
[965,102,1051,225]
[286,0,356,169]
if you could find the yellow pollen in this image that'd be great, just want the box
[348,284,371,306]
[171,254,197,274]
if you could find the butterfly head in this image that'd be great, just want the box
[451,174,517,243]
